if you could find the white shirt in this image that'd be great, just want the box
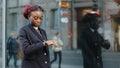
[33,26,39,30]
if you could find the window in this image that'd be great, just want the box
[51,9,59,29]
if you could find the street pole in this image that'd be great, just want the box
[2,0,7,68]
[58,0,61,33]
[70,0,74,49]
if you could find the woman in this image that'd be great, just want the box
[79,11,110,68]
[19,4,55,68]
[51,32,63,68]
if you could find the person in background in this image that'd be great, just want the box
[79,11,110,68]
[19,4,55,68]
[7,32,19,67]
[51,32,63,68]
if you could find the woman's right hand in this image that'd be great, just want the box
[44,40,55,46]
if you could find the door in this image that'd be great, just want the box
[75,7,92,49]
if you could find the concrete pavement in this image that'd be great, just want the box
[5,49,120,68]
[51,63,83,68]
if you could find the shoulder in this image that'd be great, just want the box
[19,24,31,34]
[7,37,12,42]
[40,28,46,32]
[40,28,46,35]
[20,24,30,31]
[79,28,91,39]
[81,28,88,35]
[19,24,30,36]
[53,36,57,39]
[52,36,56,40]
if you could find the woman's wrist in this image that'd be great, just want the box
[43,41,47,46]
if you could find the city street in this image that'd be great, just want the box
[5,49,120,68]
[1,0,120,68]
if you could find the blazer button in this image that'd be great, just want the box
[94,43,98,46]
[97,62,100,65]
[97,56,99,59]
[44,53,47,55]
[45,61,47,64]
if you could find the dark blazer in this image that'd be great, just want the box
[19,24,50,68]
[79,27,110,68]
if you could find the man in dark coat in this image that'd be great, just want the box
[7,33,19,67]
[19,4,55,68]
[79,11,110,68]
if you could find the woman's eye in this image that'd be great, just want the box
[34,16,38,20]
[33,16,43,20]
[40,17,43,20]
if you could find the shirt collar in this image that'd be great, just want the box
[33,26,38,30]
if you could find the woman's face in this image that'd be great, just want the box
[29,11,43,27]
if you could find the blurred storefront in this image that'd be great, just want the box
[114,0,120,52]
[71,0,120,52]
[103,0,120,52]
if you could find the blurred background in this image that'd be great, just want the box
[1,0,120,68]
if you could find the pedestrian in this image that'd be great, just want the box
[19,4,55,68]
[51,32,63,68]
[79,11,110,68]
[6,32,19,67]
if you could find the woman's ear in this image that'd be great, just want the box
[28,15,31,19]
[28,15,32,21]
[28,16,32,24]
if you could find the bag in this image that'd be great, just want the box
[52,46,62,52]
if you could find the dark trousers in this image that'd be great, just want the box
[7,52,18,67]
[51,51,62,68]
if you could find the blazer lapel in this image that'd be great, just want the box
[28,24,46,42]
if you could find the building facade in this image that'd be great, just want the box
[0,0,2,45]
[72,0,120,52]
[1,0,119,51]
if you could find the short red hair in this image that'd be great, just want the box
[23,4,44,19]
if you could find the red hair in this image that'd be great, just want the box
[23,4,44,19]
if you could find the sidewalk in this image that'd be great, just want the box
[52,63,83,68]
[5,49,120,68]
[6,59,21,68]
[6,59,83,68]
